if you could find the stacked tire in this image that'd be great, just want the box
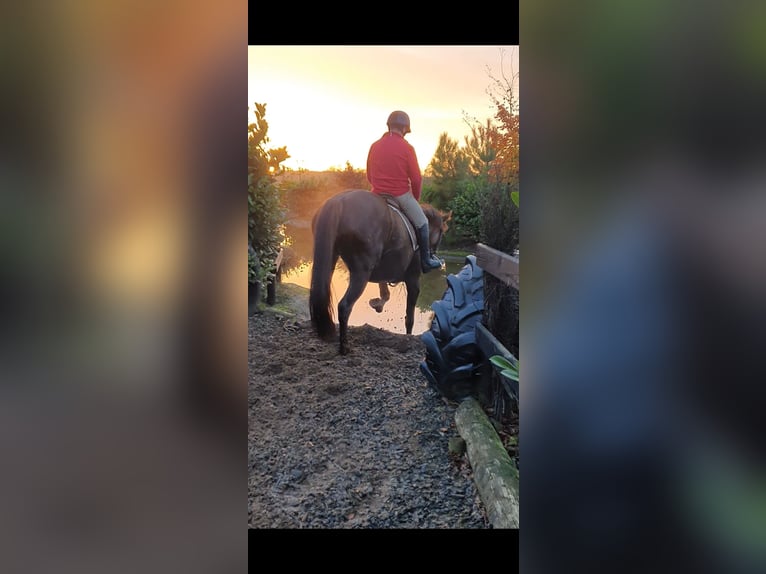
[420,255,485,400]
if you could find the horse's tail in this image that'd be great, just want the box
[309,202,338,341]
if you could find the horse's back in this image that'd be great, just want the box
[314,189,415,279]
[338,189,387,216]
[320,189,389,235]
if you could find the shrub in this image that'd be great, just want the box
[248,102,288,285]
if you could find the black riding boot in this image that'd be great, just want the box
[416,224,443,273]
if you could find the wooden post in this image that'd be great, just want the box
[248,280,261,316]
[266,248,284,306]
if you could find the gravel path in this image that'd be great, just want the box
[248,311,489,529]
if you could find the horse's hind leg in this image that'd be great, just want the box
[368,282,390,313]
[338,272,370,355]
[404,277,420,335]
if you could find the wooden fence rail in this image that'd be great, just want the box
[475,243,519,291]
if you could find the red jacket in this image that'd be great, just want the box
[366,132,423,201]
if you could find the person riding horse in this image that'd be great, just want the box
[366,110,444,273]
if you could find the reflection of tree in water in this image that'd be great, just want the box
[279,246,309,276]
[280,224,314,275]
[280,253,310,277]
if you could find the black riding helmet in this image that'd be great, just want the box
[386,110,411,134]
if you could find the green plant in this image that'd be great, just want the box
[248,248,258,284]
[248,102,289,285]
[424,132,469,209]
[490,354,519,383]
[478,179,518,254]
[448,178,483,243]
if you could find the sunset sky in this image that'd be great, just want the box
[248,46,519,172]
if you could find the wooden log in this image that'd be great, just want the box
[455,397,519,529]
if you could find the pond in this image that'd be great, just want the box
[280,223,470,336]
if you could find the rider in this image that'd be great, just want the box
[366,110,443,273]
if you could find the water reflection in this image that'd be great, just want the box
[281,224,467,335]
[279,223,314,275]
[417,259,466,311]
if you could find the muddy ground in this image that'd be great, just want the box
[248,284,490,528]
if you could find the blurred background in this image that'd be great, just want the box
[522,1,766,572]
[0,1,246,572]
[4,0,766,569]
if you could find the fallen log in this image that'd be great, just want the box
[455,397,519,528]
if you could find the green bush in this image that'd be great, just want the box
[479,180,518,255]
[248,102,288,285]
[248,173,284,284]
[448,177,483,243]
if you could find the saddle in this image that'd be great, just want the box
[384,198,418,252]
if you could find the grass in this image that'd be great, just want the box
[437,247,476,262]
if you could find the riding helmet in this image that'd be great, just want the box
[387,110,411,134]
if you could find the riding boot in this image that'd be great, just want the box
[416,224,443,273]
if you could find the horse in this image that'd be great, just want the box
[309,189,450,355]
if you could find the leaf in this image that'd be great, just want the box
[490,354,519,382]
[510,191,519,208]
[501,368,519,382]
[490,355,515,370]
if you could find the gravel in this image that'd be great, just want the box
[248,311,489,529]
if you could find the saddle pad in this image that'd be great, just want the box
[385,199,418,252]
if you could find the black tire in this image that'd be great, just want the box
[419,255,484,400]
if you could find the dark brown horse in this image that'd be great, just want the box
[310,189,449,354]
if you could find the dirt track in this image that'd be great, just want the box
[247,298,490,529]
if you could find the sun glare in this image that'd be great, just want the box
[249,46,518,172]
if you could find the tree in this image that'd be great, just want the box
[423,132,469,209]
[485,50,519,194]
[448,119,499,244]
[480,49,519,255]
[248,102,289,285]
[331,161,369,190]
[463,119,498,177]
[448,177,484,243]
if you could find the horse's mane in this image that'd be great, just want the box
[422,203,451,232]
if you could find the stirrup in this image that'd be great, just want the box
[421,254,443,273]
